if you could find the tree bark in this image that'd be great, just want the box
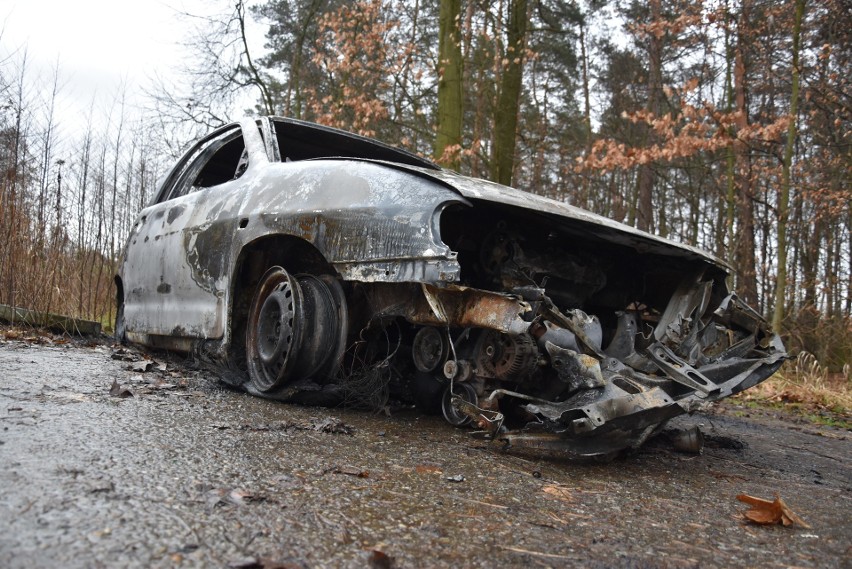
[434,0,464,169]
[490,0,528,186]
[733,0,758,306]
[635,0,662,233]
[772,0,806,332]
[724,0,736,271]
[580,22,592,208]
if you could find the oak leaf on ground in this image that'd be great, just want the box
[736,493,811,528]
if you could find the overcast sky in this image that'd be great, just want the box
[1,0,273,134]
[2,0,191,102]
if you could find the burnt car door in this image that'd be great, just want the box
[121,123,259,344]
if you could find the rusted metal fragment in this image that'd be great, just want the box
[544,342,605,393]
[714,293,771,340]
[364,283,532,335]
[449,395,505,436]
[541,303,605,359]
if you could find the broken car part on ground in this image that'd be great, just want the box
[116,117,786,458]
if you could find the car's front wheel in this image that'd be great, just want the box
[245,266,348,394]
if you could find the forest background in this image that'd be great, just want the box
[0,0,849,372]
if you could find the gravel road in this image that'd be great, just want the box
[0,332,849,568]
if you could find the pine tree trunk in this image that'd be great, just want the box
[733,0,758,306]
[490,0,527,186]
[772,0,806,332]
[580,23,592,207]
[635,0,662,233]
[724,0,736,270]
[433,0,464,169]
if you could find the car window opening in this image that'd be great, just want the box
[192,136,246,188]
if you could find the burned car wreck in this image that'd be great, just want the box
[117,117,786,458]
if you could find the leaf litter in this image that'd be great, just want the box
[211,417,355,435]
[736,493,811,528]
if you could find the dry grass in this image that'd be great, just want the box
[734,351,852,428]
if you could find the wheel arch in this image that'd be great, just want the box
[228,234,338,367]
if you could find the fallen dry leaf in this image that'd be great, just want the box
[367,549,394,569]
[736,493,811,528]
[109,379,133,398]
[206,488,265,508]
[130,359,154,372]
[229,489,261,505]
[542,484,574,503]
[2,329,23,340]
[310,417,355,435]
[228,556,303,569]
[111,348,135,362]
[335,465,369,478]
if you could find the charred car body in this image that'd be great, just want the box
[117,117,786,458]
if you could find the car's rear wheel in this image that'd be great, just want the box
[114,278,127,344]
[246,266,347,394]
[114,301,127,344]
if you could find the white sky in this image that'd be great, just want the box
[1,0,191,103]
[5,0,275,133]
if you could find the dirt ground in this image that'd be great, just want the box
[0,331,849,568]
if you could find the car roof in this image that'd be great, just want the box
[269,116,438,170]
